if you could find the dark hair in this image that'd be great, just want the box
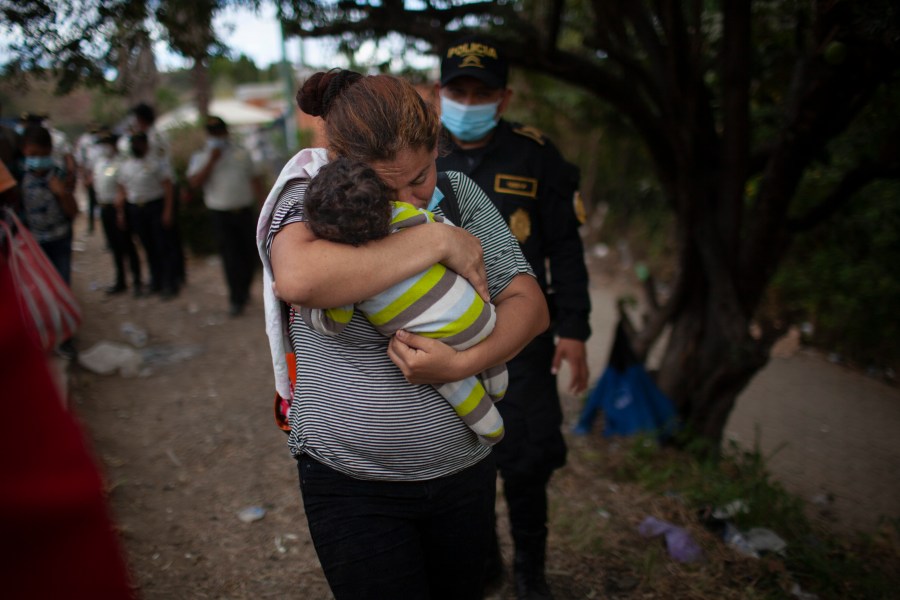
[129,132,148,157]
[305,157,393,246]
[22,125,52,149]
[296,69,440,165]
[205,115,227,135]
[131,102,156,125]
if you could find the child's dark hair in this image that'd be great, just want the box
[22,125,52,149]
[305,157,393,246]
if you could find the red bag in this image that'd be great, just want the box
[0,208,81,350]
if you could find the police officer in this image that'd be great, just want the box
[435,35,591,600]
[187,116,265,316]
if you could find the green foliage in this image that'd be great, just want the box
[209,54,267,84]
[772,181,900,371]
[507,69,674,269]
[769,84,900,372]
[154,86,181,114]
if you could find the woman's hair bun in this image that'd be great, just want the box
[296,69,363,118]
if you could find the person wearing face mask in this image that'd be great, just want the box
[435,34,592,600]
[19,113,78,192]
[19,125,79,282]
[115,132,178,299]
[19,124,80,359]
[187,116,264,316]
[259,69,548,599]
[92,131,142,296]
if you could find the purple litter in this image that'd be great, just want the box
[638,516,704,563]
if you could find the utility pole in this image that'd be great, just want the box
[279,16,298,152]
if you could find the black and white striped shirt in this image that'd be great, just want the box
[267,171,533,481]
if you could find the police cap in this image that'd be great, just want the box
[440,34,508,89]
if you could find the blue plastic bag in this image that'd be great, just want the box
[573,321,678,439]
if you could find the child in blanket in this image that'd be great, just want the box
[299,157,506,446]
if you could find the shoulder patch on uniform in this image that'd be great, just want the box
[511,125,546,146]
[573,191,587,224]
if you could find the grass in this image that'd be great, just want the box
[549,434,900,599]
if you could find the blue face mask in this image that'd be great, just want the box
[24,155,55,171]
[427,186,444,212]
[440,96,500,142]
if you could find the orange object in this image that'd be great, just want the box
[274,352,296,431]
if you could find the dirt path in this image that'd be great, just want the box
[725,351,900,533]
[64,217,898,598]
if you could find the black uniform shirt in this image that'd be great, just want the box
[437,119,591,341]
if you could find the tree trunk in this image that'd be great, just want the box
[656,268,770,448]
[192,59,210,121]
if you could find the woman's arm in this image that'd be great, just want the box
[386,273,549,384]
[270,219,489,308]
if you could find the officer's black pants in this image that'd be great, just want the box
[208,207,257,308]
[100,204,141,287]
[491,333,567,563]
[127,199,177,293]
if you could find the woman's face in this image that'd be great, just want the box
[369,145,438,209]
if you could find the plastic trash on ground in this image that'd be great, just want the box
[78,341,143,377]
[237,506,266,523]
[744,527,787,555]
[638,516,703,563]
[120,322,148,347]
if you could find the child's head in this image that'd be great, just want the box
[21,125,54,173]
[305,157,393,246]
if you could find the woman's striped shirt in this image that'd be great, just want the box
[266,170,533,481]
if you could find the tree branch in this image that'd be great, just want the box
[788,161,900,232]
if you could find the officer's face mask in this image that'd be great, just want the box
[440,96,501,142]
[24,155,55,171]
[206,137,228,150]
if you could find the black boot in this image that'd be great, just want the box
[512,530,552,600]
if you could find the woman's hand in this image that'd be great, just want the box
[387,330,468,384]
[439,225,489,302]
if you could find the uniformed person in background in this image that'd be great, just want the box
[187,116,265,316]
[92,131,142,296]
[115,132,178,299]
[435,34,592,600]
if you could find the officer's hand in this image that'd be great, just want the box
[388,329,465,384]
[552,338,588,395]
[440,226,489,302]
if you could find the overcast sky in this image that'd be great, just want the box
[156,4,437,74]
[155,4,323,70]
